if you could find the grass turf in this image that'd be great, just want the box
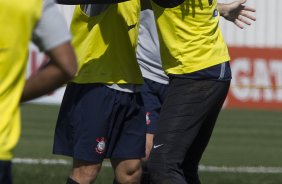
[12,104,282,184]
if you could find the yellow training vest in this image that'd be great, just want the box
[71,1,143,84]
[151,0,230,74]
[0,0,43,160]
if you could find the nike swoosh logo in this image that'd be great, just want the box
[128,23,137,31]
[153,144,164,149]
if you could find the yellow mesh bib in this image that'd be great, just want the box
[71,1,143,84]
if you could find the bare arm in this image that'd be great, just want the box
[21,0,77,102]
[218,0,256,29]
[21,42,77,102]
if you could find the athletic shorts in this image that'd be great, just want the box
[141,78,168,134]
[53,83,146,162]
[0,161,12,184]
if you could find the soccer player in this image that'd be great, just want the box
[0,0,77,183]
[137,0,256,183]
[52,2,146,184]
[146,0,256,184]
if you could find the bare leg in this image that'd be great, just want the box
[68,159,102,184]
[111,159,142,184]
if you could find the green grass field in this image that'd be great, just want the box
[13,104,282,184]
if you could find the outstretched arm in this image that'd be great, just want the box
[218,0,256,29]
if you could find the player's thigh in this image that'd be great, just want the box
[110,92,146,160]
[183,80,230,165]
[53,83,117,162]
[150,79,222,163]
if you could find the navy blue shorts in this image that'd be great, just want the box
[53,83,146,162]
[141,78,168,134]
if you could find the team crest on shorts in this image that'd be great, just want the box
[95,137,106,154]
[146,112,151,125]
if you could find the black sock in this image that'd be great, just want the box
[66,177,79,184]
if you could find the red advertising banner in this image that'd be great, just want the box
[226,47,282,110]
[27,45,282,109]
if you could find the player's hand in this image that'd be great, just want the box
[219,0,256,29]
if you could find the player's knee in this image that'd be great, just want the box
[115,163,142,184]
[116,169,142,184]
[70,163,102,184]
